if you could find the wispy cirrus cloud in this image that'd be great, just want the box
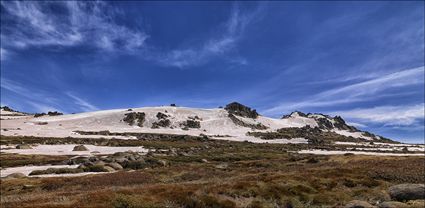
[1,1,148,52]
[1,78,60,112]
[330,104,424,126]
[1,78,98,113]
[0,48,9,61]
[264,66,425,115]
[66,92,99,112]
[150,5,263,68]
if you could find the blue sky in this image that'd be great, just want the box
[1,1,424,143]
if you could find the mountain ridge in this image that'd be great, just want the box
[0,103,396,144]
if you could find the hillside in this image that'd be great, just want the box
[1,102,394,144]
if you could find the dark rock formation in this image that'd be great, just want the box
[316,118,334,130]
[123,112,146,127]
[389,184,425,201]
[281,111,307,119]
[152,112,171,128]
[156,112,169,120]
[152,119,171,128]
[73,145,89,151]
[225,102,259,119]
[16,144,32,149]
[47,111,63,116]
[333,116,358,132]
[34,113,46,117]
[228,114,267,130]
[181,119,201,129]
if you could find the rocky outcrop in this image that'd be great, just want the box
[156,112,168,120]
[152,112,171,128]
[181,119,201,129]
[225,102,259,119]
[152,119,171,128]
[389,184,425,201]
[333,116,358,132]
[16,144,32,149]
[73,145,89,151]
[47,111,63,116]
[123,112,146,127]
[282,111,307,119]
[228,114,267,130]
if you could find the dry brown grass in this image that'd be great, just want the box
[1,136,424,208]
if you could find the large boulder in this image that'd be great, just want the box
[389,184,425,201]
[345,200,375,208]
[103,166,115,172]
[73,145,89,151]
[16,144,32,149]
[106,162,123,170]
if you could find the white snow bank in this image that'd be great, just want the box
[211,136,308,144]
[1,165,78,177]
[1,144,148,156]
[332,130,374,140]
[298,149,424,156]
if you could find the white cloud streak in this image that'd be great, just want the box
[0,78,60,112]
[330,104,424,126]
[265,66,425,115]
[0,48,8,61]
[1,1,147,52]
[1,78,99,112]
[152,5,261,68]
[66,93,99,112]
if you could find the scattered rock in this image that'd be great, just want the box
[389,184,425,201]
[378,201,409,208]
[73,145,89,151]
[345,200,375,208]
[16,144,32,149]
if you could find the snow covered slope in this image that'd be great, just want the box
[0,103,394,143]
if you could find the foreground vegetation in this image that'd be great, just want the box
[0,135,424,207]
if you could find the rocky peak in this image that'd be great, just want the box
[224,102,259,119]
[281,111,307,119]
[1,106,15,112]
